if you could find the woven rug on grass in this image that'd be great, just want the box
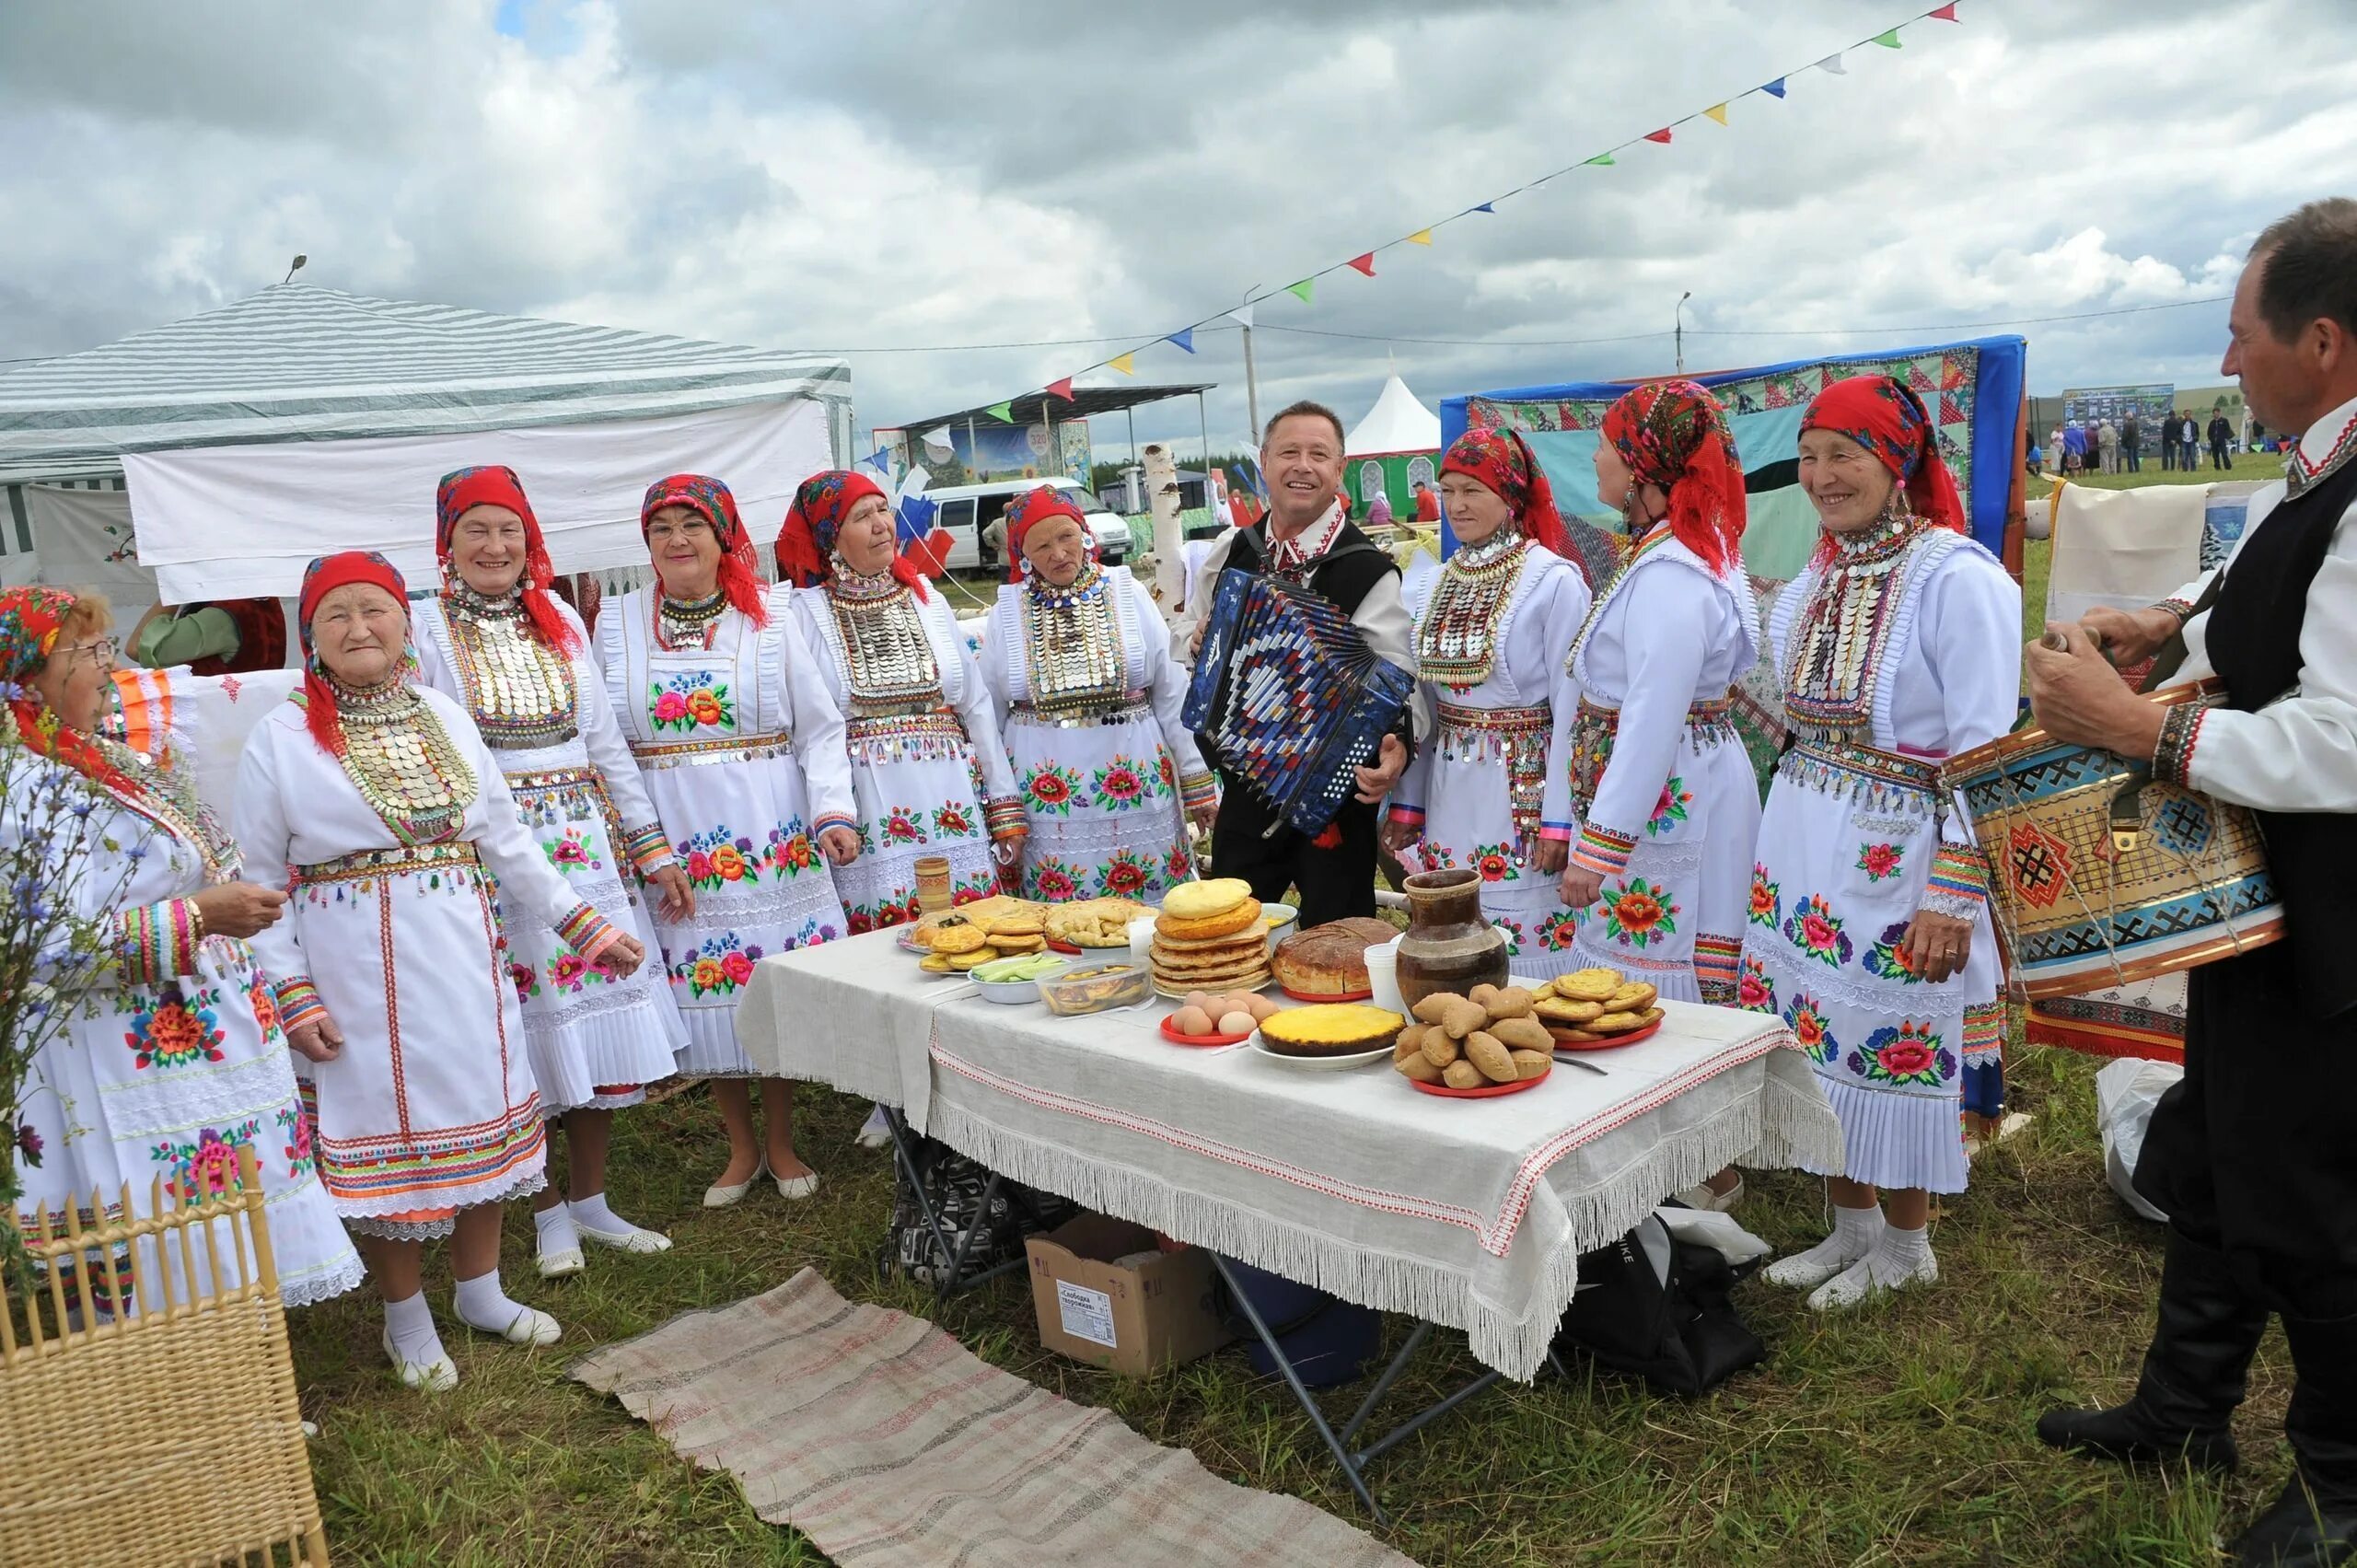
[571,1268,1418,1568]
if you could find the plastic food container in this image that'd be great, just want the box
[1038,961,1153,1016]
[1260,901,1299,954]
[975,975,1043,1005]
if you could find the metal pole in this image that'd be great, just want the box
[1241,322,1262,441]
[1676,291,1691,374]
[965,414,978,482]
[1197,391,1211,490]
[1127,408,1137,466]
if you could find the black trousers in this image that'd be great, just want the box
[1208,774,1378,928]
[2211,440,2234,470]
[2135,939,2357,1319]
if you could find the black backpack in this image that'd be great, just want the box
[1551,1214,1764,1397]
[882,1133,1076,1286]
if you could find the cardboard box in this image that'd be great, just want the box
[1026,1214,1232,1376]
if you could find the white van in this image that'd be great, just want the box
[924,477,1131,573]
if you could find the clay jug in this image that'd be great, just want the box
[1395,868,1509,1011]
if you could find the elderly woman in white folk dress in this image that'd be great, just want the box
[238,552,647,1390]
[1741,376,2016,1311]
[410,465,693,1279]
[775,470,1028,926]
[1382,426,1593,975]
[979,486,1216,904]
[595,474,860,1208]
[5,586,363,1316]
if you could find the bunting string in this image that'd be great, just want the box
[962,4,1964,422]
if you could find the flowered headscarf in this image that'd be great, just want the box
[1800,375,1966,536]
[1,586,131,790]
[773,470,930,601]
[297,551,411,757]
[435,465,581,656]
[642,473,768,625]
[1002,486,1094,585]
[1599,379,1747,574]
[1438,426,1574,563]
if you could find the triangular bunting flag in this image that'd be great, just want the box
[1817,52,1846,74]
[1762,77,1787,98]
[1045,377,1073,401]
[1931,2,1959,17]
[1871,28,1901,47]
[1585,152,1615,166]
[1406,228,1433,246]
[1643,127,1673,144]
[1287,279,1315,303]
[1703,103,1728,125]
[985,401,1014,422]
[1228,304,1254,330]
[1471,202,1495,214]
[1109,353,1135,376]
[1167,328,1195,353]
[861,449,890,471]
[1346,253,1376,276]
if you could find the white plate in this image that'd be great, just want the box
[975,977,1043,1005]
[1249,1036,1394,1071]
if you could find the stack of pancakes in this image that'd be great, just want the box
[1149,877,1271,996]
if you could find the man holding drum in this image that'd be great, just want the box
[2028,196,2357,1567]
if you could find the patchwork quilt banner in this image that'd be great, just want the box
[1440,335,2027,584]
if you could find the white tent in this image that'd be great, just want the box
[1344,375,1441,458]
[0,285,853,602]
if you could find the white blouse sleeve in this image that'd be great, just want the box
[1914,553,2023,912]
[1538,563,1594,842]
[939,598,1019,806]
[2181,497,2357,812]
[978,596,1015,738]
[1569,565,1712,877]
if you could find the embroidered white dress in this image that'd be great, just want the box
[790,577,1022,930]
[413,593,686,1113]
[1741,521,2018,1193]
[237,685,620,1237]
[979,564,1214,903]
[595,587,855,1075]
[7,747,365,1311]
[1391,540,1594,974]
[1563,528,1763,1003]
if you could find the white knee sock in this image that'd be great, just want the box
[1806,1220,1939,1311]
[533,1202,579,1257]
[452,1268,528,1334]
[1764,1202,1886,1289]
[383,1288,447,1368]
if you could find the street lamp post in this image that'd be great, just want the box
[1676,291,1692,374]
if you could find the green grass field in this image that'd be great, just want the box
[288,537,2286,1566]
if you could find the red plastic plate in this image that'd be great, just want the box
[1408,1070,1551,1098]
[1550,1016,1666,1053]
[1160,1016,1254,1048]
[1279,983,1373,1003]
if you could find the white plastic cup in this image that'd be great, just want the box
[1365,935,1406,1014]
[1128,915,1160,968]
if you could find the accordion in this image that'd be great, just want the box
[1183,568,1414,837]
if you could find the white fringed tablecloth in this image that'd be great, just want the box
[739,933,1841,1382]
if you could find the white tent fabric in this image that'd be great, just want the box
[21,486,159,627]
[127,397,830,601]
[1344,375,1441,459]
[0,284,851,482]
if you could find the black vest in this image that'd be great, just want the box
[2202,447,2357,1018]
[1221,518,1398,616]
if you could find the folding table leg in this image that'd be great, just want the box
[1206,1251,1388,1526]
[881,1107,1029,1301]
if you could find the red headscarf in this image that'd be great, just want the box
[435,465,581,657]
[1002,486,1094,585]
[1437,426,1574,562]
[1599,379,1747,575]
[296,551,411,757]
[1800,375,1967,537]
[643,473,767,626]
[774,470,930,601]
[1,586,135,793]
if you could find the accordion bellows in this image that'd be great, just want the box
[1183,568,1414,837]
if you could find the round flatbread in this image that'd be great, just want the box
[1151,927,1271,955]
[1535,996,1605,1024]
[1605,981,1658,1013]
[1163,877,1253,921]
[929,919,990,955]
[1152,939,1271,972]
[1157,899,1264,942]
[1556,967,1623,1002]
[946,947,1001,970]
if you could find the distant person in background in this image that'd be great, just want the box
[2098,417,2121,474]
[1411,478,1440,523]
[2180,411,2202,465]
[2048,424,2067,476]
[2122,412,2142,472]
[128,597,287,674]
[2064,421,2089,475]
[2026,439,2044,482]
[1366,487,1394,531]
[981,503,1012,567]
[2161,409,2182,470]
[2209,410,2235,470]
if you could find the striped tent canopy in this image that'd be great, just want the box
[0,283,851,483]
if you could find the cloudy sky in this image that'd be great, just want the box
[5,0,2354,458]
